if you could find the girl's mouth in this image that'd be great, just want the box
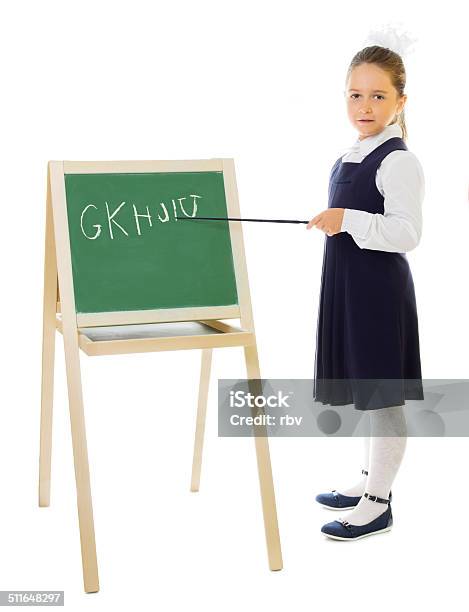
[358,119,374,122]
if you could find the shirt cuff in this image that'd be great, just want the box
[341,208,373,239]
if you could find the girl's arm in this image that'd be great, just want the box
[340,151,424,252]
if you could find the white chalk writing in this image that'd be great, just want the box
[79,194,201,240]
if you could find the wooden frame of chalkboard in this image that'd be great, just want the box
[59,158,249,328]
[39,159,283,592]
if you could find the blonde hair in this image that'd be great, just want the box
[346,45,407,141]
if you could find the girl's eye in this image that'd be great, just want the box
[375,95,385,100]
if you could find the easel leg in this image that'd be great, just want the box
[63,342,100,593]
[191,349,213,491]
[48,161,99,592]
[38,278,57,507]
[39,175,58,507]
[244,344,283,571]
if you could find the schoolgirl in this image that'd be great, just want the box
[307,45,424,540]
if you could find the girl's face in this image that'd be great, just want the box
[345,63,407,140]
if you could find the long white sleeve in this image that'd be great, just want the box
[340,150,424,253]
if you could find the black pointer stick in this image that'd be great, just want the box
[176,216,309,224]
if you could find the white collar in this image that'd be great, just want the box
[343,122,402,158]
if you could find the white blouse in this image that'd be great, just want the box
[338,122,424,253]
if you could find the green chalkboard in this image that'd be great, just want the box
[64,171,239,314]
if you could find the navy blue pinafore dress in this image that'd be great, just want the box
[313,136,424,411]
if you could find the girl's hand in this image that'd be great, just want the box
[306,208,345,236]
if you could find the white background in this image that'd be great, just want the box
[1,1,468,609]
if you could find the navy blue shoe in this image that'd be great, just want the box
[315,490,362,510]
[321,492,393,541]
[315,470,392,510]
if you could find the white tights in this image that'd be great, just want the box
[337,405,407,526]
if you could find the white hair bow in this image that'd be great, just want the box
[363,22,418,59]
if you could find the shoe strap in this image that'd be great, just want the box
[364,491,390,505]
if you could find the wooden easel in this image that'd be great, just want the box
[39,159,283,593]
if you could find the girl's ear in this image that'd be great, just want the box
[397,93,407,113]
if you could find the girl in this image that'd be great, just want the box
[306,45,425,540]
